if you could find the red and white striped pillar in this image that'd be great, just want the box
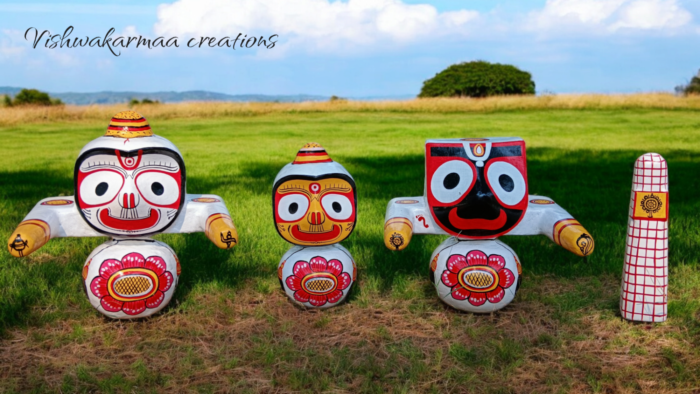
[620,153,669,322]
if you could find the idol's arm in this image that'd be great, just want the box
[383,197,445,251]
[7,197,101,257]
[508,195,595,257]
[164,194,238,249]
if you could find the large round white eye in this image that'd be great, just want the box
[430,160,474,204]
[136,172,180,206]
[487,161,526,206]
[79,170,124,206]
[321,194,353,220]
[278,194,309,222]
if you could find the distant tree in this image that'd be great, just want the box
[419,61,536,98]
[9,89,63,106]
[129,98,160,106]
[2,95,10,107]
[329,95,347,102]
[677,69,700,95]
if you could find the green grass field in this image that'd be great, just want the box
[1,108,699,393]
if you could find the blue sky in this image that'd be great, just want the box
[1,0,698,96]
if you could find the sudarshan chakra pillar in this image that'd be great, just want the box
[273,143,357,308]
[383,137,595,313]
[620,153,669,322]
[7,111,239,319]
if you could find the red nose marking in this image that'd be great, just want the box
[308,212,324,225]
[122,193,136,209]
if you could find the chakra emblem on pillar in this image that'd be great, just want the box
[640,194,662,218]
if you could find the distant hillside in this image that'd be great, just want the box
[0,87,329,105]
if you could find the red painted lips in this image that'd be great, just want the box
[448,208,507,231]
[290,224,342,243]
[99,208,159,231]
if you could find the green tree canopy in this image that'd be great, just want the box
[679,70,700,95]
[9,89,63,106]
[419,61,536,98]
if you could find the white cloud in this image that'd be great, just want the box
[610,0,692,30]
[154,0,479,50]
[0,29,27,63]
[529,0,692,34]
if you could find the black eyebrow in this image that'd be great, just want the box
[80,161,127,176]
[429,145,522,158]
[430,146,468,157]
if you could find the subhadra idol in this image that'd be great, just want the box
[384,138,595,313]
[7,111,238,319]
[273,143,357,309]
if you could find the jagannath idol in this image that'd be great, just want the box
[7,111,239,319]
[273,143,357,309]
[384,137,595,313]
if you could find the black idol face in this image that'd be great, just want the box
[425,139,529,239]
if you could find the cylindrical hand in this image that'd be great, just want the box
[7,220,51,258]
[205,213,238,249]
[553,219,595,257]
[383,217,413,251]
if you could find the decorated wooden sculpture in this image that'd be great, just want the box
[7,111,238,319]
[620,153,668,322]
[384,138,594,313]
[273,143,356,308]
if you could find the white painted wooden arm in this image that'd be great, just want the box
[7,196,102,257]
[508,195,594,257]
[383,197,446,250]
[163,194,238,249]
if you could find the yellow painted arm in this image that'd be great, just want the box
[554,220,595,257]
[383,217,413,251]
[7,219,51,257]
[204,213,238,249]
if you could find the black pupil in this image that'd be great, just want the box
[95,182,108,196]
[151,182,164,196]
[499,174,514,192]
[443,173,460,190]
[289,202,298,214]
[332,202,342,213]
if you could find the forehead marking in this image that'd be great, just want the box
[463,142,491,167]
[116,149,143,170]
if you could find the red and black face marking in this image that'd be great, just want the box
[74,148,186,237]
[426,141,528,239]
[272,173,357,246]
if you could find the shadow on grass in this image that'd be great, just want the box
[0,148,699,331]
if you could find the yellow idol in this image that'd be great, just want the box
[273,177,356,246]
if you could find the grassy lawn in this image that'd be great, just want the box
[1,107,699,393]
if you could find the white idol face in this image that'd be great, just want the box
[74,148,186,237]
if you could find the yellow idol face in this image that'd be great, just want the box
[273,176,357,246]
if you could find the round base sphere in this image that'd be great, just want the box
[278,244,356,309]
[83,239,180,319]
[430,238,521,313]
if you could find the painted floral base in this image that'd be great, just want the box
[278,244,356,309]
[431,238,521,313]
[83,239,180,319]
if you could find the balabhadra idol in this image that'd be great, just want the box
[7,111,238,319]
[384,138,594,312]
[273,143,357,309]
